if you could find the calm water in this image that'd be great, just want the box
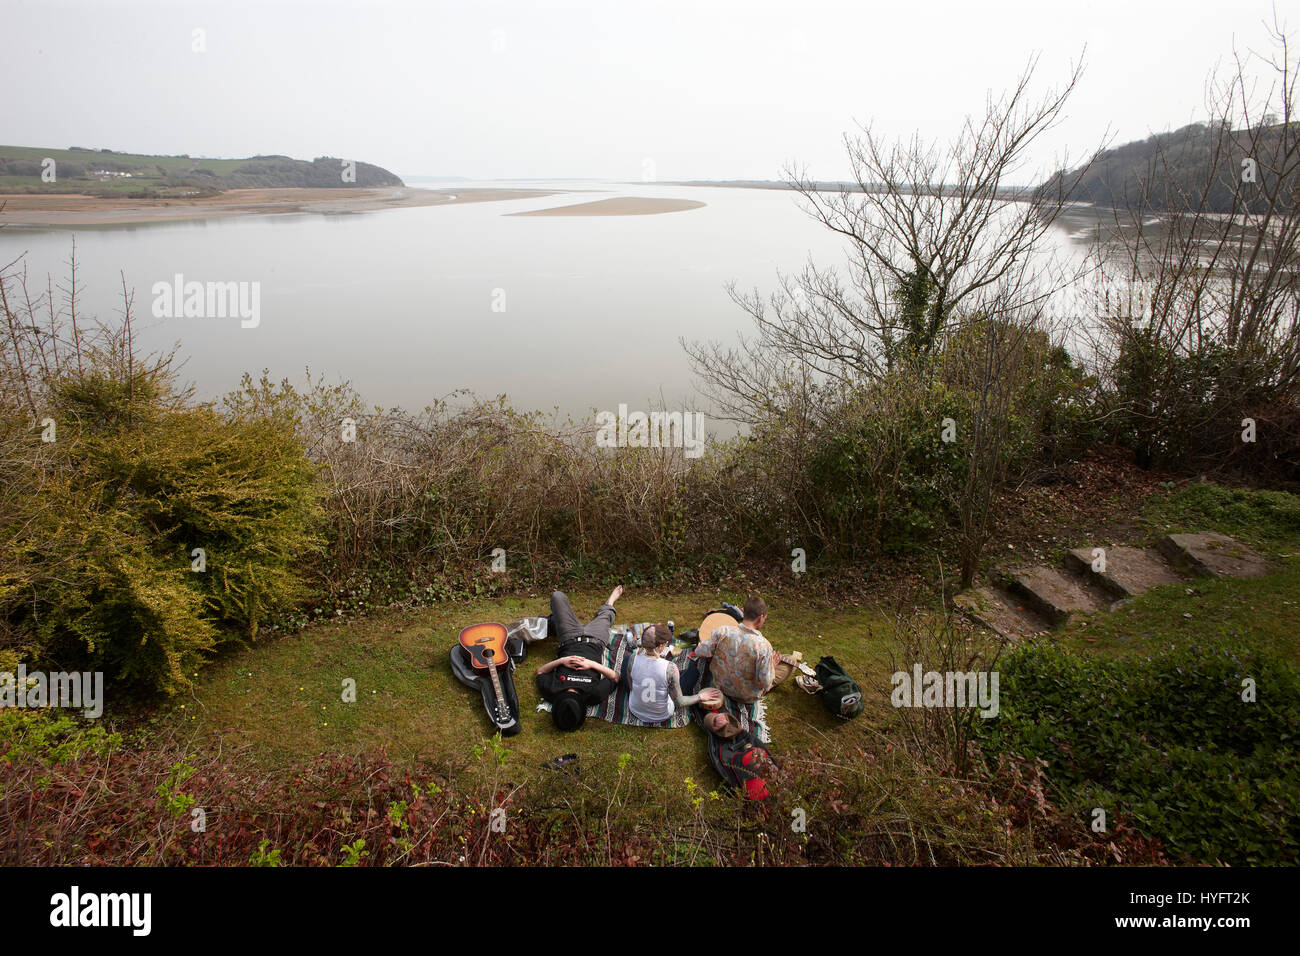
[0,182,1085,426]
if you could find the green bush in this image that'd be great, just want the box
[807,376,968,556]
[795,326,1093,560]
[1105,327,1289,472]
[981,638,1300,864]
[5,367,321,695]
[0,709,122,765]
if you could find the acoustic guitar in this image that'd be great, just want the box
[457,622,517,730]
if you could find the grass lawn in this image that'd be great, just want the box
[1057,556,1300,662]
[179,589,904,802]
[144,480,1298,860]
[7,479,1292,865]
[1139,481,1300,556]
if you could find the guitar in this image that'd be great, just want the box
[457,622,517,730]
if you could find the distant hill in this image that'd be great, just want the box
[0,145,404,197]
[1047,121,1298,214]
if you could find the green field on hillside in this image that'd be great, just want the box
[0,144,403,194]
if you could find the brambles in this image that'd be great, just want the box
[0,708,1146,866]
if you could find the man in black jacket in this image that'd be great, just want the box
[536,586,623,731]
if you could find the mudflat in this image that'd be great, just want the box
[0,186,568,227]
[507,196,705,216]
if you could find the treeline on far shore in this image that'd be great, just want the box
[0,144,403,197]
[685,117,1300,216]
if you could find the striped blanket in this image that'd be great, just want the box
[536,623,694,729]
[536,624,772,740]
[685,654,770,744]
[683,654,773,796]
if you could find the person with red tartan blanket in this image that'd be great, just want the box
[702,710,778,801]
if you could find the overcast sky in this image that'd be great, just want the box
[2,0,1289,183]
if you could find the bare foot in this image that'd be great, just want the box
[606,584,624,606]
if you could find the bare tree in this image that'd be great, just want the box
[1085,12,1300,473]
[686,52,1097,423]
[942,297,1056,587]
[685,55,1098,585]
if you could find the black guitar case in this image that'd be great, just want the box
[449,632,527,737]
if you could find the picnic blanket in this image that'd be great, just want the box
[684,654,775,797]
[685,653,770,744]
[535,623,694,729]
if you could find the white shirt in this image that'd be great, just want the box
[628,653,675,723]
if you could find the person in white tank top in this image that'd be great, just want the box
[626,624,721,724]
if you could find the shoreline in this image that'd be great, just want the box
[0,186,570,227]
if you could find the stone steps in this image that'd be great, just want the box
[953,586,1051,640]
[1009,566,1110,625]
[1157,532,1270,580]
[953,532,1267,641]
[1063,545,1184,599]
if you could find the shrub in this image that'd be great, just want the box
[5,365,321,695]
[0,709,121,765]
[806,374,968,557]
[980,638,1300,864]
[789,326,1093,562]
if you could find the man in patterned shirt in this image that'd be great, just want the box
[693,596,797,704]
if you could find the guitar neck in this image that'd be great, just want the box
[485,659,512,725]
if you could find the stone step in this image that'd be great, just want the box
[1009,566,1109,625]
[1157,533,1269,579]
[953,586,1051,641]
[1064,545,1185,598]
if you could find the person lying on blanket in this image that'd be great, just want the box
[535,587,624,732]
[703,710,777,801]
[626,624,723,724]
[692,595,798,705]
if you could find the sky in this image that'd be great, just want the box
[2,0,1291,184]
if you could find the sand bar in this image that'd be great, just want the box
[0,186,568,227]
[508,196,705,217]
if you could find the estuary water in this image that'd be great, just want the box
[0,181,1089,428]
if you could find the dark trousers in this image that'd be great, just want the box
[550,590,615,649]
[679,654,702,696]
